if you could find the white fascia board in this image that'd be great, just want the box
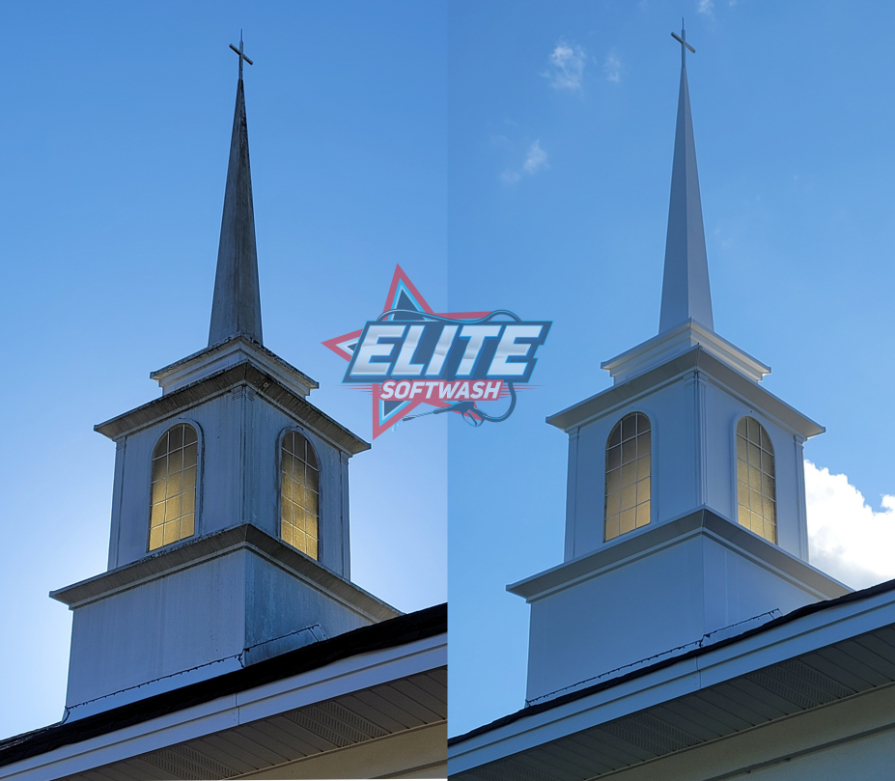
[448,590,895,774]
[449,660,703,776]
[235,634,446,724]
[0,633,446,781]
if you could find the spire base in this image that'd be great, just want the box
[601,320,770,385]
[151,334,318,397]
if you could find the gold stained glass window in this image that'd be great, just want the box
[736,416,777,543]
[149,423,198,551]
[281,430,319,559]
[605,413,651,541]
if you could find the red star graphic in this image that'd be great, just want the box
[323,265,488,438]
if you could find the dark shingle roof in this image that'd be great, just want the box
[0,603,446,769]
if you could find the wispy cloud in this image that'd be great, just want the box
[522,140,548,174]
[502,140,549,185]
[697,0,714,16]
[604,52,622,84]
[806,461,895,589]
[545,41,586,90]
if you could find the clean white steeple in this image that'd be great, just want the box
[601,25,762,386]
[659,23,713,334]
[512,27,846,708]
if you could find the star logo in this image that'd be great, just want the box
[323,265,548,438]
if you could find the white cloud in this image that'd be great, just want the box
[604,53,622,84]
[806,461,895,589]
[522,140,548,174]
[502,140,548,185]
[545,41,586,90]
[697,0,714,15]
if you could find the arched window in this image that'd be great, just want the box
[149,423,198,551]
[605,412,651,541]
[736,417,777,543]
[281,430,319,559]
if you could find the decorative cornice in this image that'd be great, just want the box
[549,346,821,439]
[601,319,770,384]
[507,508,848,604]
[150,334,318,397]
[51,524,397,622]
[97,360,368,455]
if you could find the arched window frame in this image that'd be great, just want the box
[148,420,202,552]
[604,411,652,542]
[278,427,321,560]
[735,415,777,544]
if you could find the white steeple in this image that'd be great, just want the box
[601,24,766,386]
[659,23,713,334]
[510,28,847,708]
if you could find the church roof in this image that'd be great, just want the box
[448,579,895,778]
[0,603,446,772]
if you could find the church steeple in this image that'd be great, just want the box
[209,36,263,347]
[511,28,845,709]
[601,26,766,385]
[658,23,713,334]
[51,42,387,722]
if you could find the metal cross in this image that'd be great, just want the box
[671,20,695,67]
[229,31,253,80]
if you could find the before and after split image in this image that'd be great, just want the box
[4,3,895,780]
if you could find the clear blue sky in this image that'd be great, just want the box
[3,0,895,751]
[447,0,895,738]
[0,2,446,738]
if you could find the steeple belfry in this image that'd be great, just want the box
[209,36,263,346]
[659,24,713,334]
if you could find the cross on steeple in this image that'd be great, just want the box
[229,31,253,80]
[671,21,695,68]
[659,16,712,335]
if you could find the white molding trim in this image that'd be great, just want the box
[0,634,446,781]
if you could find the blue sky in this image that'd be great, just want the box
[0,2,446,738]
[447,0,895,738]
[4,0,895,753]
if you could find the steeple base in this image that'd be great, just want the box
[509,509,849,706]
[52,525,400,720]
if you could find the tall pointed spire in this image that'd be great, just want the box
[658,23,713,334]
[209,35,263,347]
